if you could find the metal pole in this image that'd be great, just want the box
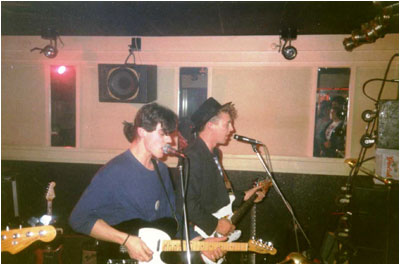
[179,161,192,263]
[251,144,312,247]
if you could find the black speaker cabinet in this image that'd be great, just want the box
[98,64,157,103]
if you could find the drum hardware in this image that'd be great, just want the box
[360,133,377,148]
[338,194,352,205]
[278,252,313,264]
[331,54,399,263]
[361,109,377,122]
[345,159,398,185]
[340,184,351,192]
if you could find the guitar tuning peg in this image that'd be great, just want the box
[6,226,10,231]
[19,225,22,229]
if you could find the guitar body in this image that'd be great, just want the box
[138,228,203,264]
[194,179,272,242]
[194,194,242,242]
[98,217,178,264]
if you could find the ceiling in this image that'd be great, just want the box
[1,1,399,37]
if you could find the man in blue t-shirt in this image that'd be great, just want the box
[69,103,225,263]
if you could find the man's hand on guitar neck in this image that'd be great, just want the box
[193,235,227,263]
[244,185,266,203]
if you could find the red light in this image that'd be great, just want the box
[57,66,66,75]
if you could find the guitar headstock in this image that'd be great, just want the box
[248,238,277,255]
[1,225,57,254]
[255,178,272,194]
[45,182,56,202]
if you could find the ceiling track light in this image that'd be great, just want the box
[279,27,298,60]
[30,27,64,59]
[343,2,399,51]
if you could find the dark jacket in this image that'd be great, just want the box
[185,137,242,236]
[320,120,345,157]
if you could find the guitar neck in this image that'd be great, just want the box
[163,240,248,252]
[47,201,53,216]
[230,193,257,225]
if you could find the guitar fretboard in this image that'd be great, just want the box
[231,180,271,225]
[162,240,248,252]
[231,193,257,224]
[47,201,53,216]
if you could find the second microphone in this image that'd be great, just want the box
[233,134,263,145]
[163,144,187,158]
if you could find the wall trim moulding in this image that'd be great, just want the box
[2,145,373,176]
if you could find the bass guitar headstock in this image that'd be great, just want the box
[45,182,56,202]
[255,178,272,194]
[1,225,57,254]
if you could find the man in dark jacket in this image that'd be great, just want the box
[320,106,346,157]
[185,97,265,262]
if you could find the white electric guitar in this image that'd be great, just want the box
[135,227,276,264]
[194,179,272,242]
[102,217,276,264]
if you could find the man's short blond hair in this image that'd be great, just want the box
[208,103,238,125]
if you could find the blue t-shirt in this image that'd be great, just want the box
[69,150,175,235]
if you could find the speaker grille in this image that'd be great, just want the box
[98,64,157,103]
[377,100,398,149]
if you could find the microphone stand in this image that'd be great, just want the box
[251,143,312,250]
[178,158,192,264]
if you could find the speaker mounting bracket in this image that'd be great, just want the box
[130,38,141,51]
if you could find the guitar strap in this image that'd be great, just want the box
[213,156,233,192]
[151,159,178,227]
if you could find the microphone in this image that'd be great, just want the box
[163,144,187,158]
[233,134,263,145]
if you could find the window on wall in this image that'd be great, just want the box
[50,65,76,147]
[313,68,350,158]
[178,67,208,147]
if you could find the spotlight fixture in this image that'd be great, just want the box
[343,2,399,51]
[30,27,63,59]
[279,27,298,60]
[282,43,297,60]
[42,44,58,58]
